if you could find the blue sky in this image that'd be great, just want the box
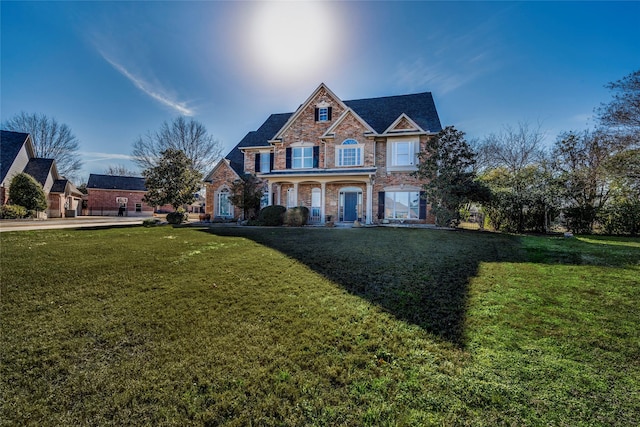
[2,1,638,182]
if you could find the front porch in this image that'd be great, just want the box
[259,169,377,225]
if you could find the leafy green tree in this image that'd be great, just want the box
[227,174,265,220]
[8,173,48,214]
[552,130,628,233]
[142,148,202,211]
[414,126,489,226]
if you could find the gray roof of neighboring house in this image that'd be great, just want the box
[87,174,147,191]
[23,158,55,187]
[222,91,442,175]
[1,130,30,183]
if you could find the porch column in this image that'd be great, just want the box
[320,181,326,224]
[293,182,299,206]
[366,180,373,224]
[267,181,272,206]
[276,184,281,205]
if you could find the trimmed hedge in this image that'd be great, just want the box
[166,210,188,224]
[284,206,309,227]
[258,205,286,226]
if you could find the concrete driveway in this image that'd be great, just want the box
[0,216,152,232]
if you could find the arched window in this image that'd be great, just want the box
[337,139,363,167]
[217,188,232,217]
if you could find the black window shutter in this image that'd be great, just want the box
[328,107,332,121]
[254,153,261,172]
[419,191,427,219]
[314,108,319,122]
[269,153,274,172]
[313,146,319,168]
[285,148,292,169]
[378,192,385,219]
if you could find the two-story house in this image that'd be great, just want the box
[204,83,442,225]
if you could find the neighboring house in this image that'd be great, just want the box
[86,174,154,216]
[204,83,442,224]
[1,130,83,218]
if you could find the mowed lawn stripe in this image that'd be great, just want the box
[1,226,638,426]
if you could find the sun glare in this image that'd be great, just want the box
[245,1,339,85]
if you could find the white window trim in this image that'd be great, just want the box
[385,191,420,220]
[292,146,313,169]
[260,152,271,173]
[318,107,329,122]
[387,137,419,171]
[335,140,364,167]
[217,188,233,218]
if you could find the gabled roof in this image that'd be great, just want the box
[203,158,241,183]
[23,158,56,187]
[271,83,349,142]
[226,113,292,175]
[218,86,442,177]
[50,179,83,197]
[87,174,147,191]
[322,108,377,138]
[344,92,442,134]
[1,130,34,183]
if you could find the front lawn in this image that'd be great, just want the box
[1,226,638,425]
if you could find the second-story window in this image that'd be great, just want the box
[260,152,271,173]
[292,147,314,168]
[315,106,332,122]
[337,139,363,167]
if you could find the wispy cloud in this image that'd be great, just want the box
[80,151,134,162]
[99,51,194,116]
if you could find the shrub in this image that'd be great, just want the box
[0,204,28,219]
[142,218,161,227]
[284,206,309,227]
[166,209,188,224]
[9,173,47,212]
[258,205,286,226]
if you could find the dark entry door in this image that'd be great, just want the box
[344,192,358,221]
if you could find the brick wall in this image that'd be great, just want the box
[87,189,153,216]
[204,162,242,219]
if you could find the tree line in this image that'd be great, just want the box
[417,69,640,235]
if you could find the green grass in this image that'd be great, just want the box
[1,226,638,426]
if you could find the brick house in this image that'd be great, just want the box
[204,83,442,225]
[1,130,83,218]
[86,174,154,216]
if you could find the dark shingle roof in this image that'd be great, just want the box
[226,113,292,175]
[50,179,68,193]
[222,91,442,175]
[1,130,30,182]
[87,174,147,191]
[23,158,55,186]
[345,92,442,134]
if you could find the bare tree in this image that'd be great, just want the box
[132,117,223,176]
[478,121,546,174]
[104,164,138,176]
[2,112,82,179]
[598,69,640,134]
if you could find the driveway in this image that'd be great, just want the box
[0,216,151,232]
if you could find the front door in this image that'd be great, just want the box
[344,192,358,221]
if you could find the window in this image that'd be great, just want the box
[260,185,269,208]
[292,147,313,169]
[318,107,329,122]
[337,139,363,167]
[135,203,142,213]
[260,152,270,173]
[218,189,232,217]
[387,140,419,170]
[287,188,295,208]
[315,106,331,122]
[385,191,420,219]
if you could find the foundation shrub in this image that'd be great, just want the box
[258,205,286,226]
[0,204,28,219]
[284,206,309,227]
